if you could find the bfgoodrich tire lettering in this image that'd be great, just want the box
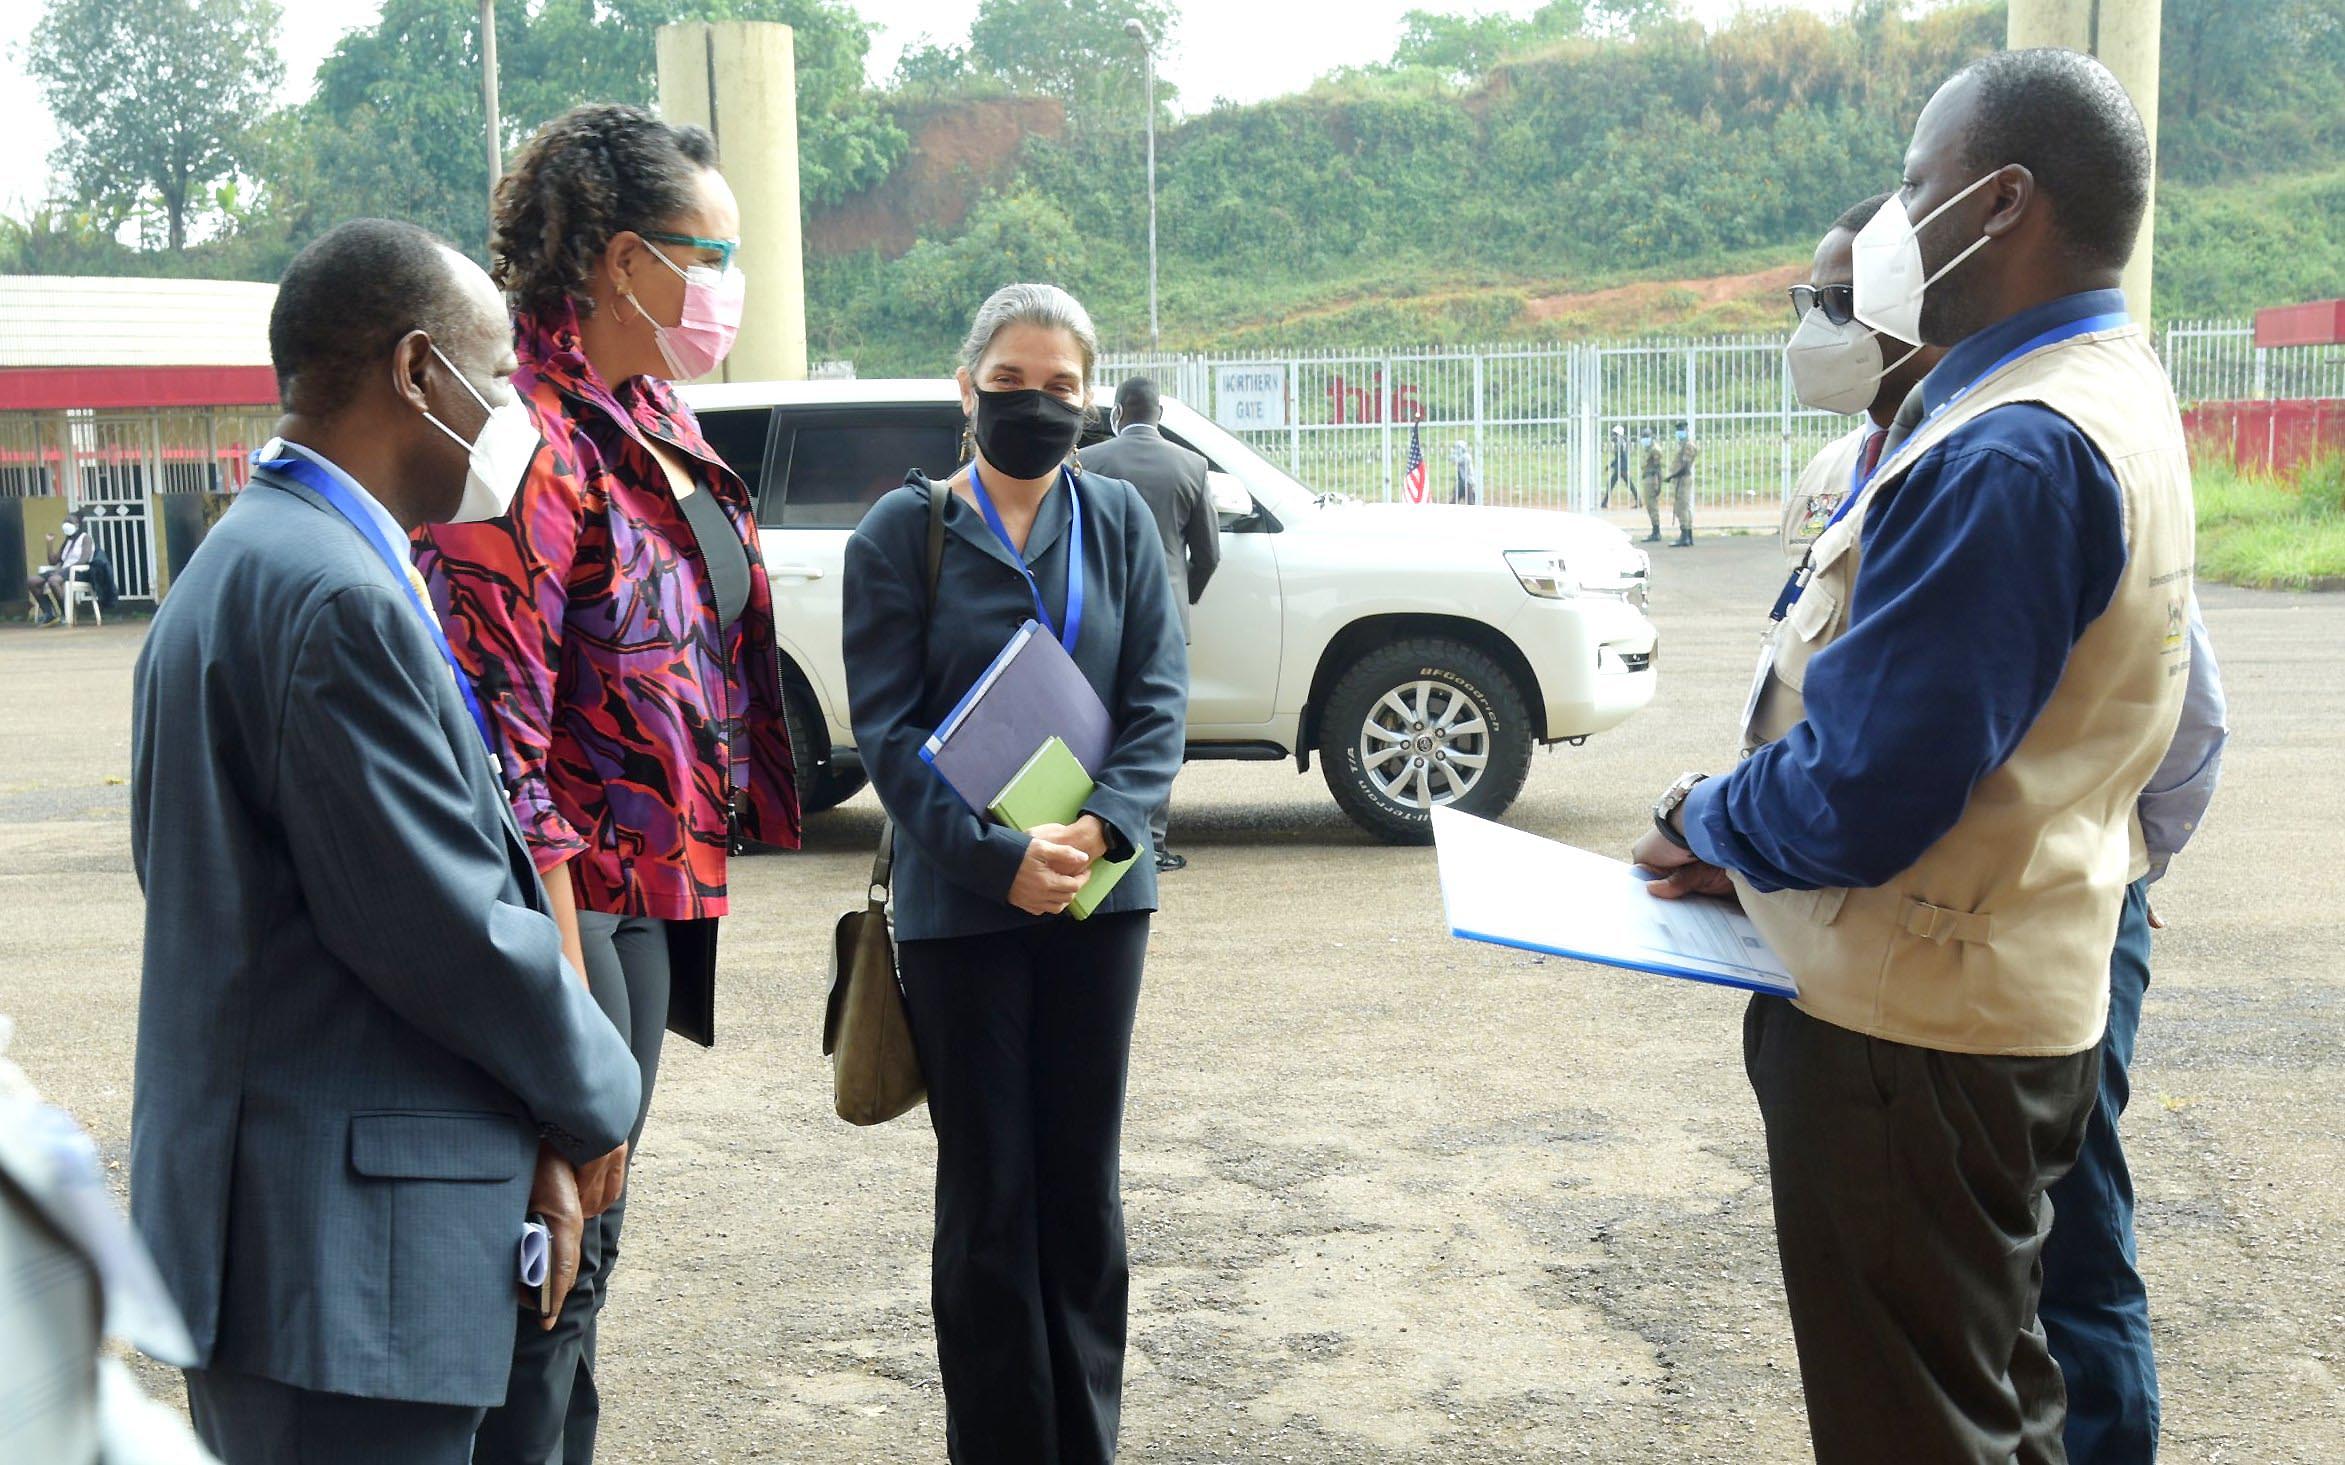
[1316,636,1534,845]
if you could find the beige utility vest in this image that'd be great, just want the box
[1777,423,1871,569]
[1734,325,2196,1056]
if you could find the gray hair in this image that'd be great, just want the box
[956,282,1100,394]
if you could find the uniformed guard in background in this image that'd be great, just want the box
[1638,429,1665,542]
[1666,422,1699,547]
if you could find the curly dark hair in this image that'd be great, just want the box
[491,103,720,321]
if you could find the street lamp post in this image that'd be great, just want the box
[1124,17,1159,347]
[479,0,502,232]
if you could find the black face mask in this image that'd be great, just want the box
[971,387,1085,480]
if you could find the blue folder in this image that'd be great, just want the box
[921,619,1115,814]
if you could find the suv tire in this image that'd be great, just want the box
[1317,637,1534,845]
[786,680,869,815]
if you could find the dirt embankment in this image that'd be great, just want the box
[1522,261,1808,325]
[806,97,1066,259]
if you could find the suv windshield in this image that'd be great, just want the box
[1157,403,1316,519]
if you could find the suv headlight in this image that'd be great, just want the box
[1505,549,1580,599]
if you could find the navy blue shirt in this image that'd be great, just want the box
[843,471,1188,940]
[1683,289,2131,893]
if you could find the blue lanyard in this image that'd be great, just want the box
[1769,310,2130,624]
[967,463,1084,655]
[256,451,502,767]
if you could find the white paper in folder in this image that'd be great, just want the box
[1430,806,1796,997]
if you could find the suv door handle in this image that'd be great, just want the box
[770,563,825,581]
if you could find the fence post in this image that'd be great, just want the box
[1471,353,1486,505]
[2254,345,2269,401]
[1779,338,1795,507]
[1575,344,1598,514]
[1683,346,1698,443]
[1294,356,1313,473]
[1381,353,1395,502]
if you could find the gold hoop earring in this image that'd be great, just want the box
[959,424,976,462]
[1069,446,1084,477]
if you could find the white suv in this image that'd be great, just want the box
[681,379,1658,844]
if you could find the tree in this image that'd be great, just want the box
[297,0,904,254]
[963,0,1179,130]
[1392,3,1586,80]
[24,0,284,251]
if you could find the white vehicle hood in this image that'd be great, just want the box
[1303,503,1647,580]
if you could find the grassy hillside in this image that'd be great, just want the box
[809,1,2345,373]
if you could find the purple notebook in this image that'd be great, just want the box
[920,620,1115,813]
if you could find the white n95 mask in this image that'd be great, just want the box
[423,345,540,523]
[1851,170,2001,344]
[1785,310,1927,417]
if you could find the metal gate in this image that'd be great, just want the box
[67,414,161,600]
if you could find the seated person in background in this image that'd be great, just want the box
[26,507,94,625]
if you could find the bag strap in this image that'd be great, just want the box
[870,478,952,895]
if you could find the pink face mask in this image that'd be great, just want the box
[623,245,746,381]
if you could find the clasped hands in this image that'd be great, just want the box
[1009,814,1110,916]
[527,1138,629,1329]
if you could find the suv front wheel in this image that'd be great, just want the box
[1317,637,1535,845]
[786,680,869,815]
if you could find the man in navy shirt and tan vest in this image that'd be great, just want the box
[1632,50,2195,1463]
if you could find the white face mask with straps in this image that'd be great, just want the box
[421,345,540,523]
[1785,309,1927,417]
[1851,169,2002,344]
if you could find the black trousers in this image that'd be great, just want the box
[1744,994,2101,1465]
[186,1369,484,1465]
[475,912,671,1465]
[898,911,1150,1465]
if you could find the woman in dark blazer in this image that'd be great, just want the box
[841,282,1187,1465]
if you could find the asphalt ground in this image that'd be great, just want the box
[2,532,2339,1462]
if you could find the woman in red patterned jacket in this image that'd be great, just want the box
[414,103,797,1465]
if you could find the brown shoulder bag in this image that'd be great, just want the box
[822,479,947,1125]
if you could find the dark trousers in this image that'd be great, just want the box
[898,912,1150,1465]
[186,1369,485,1465]
[1603,460,1635,506]
[2042,879,2159,1465]
[1745,994,2101,1465]
[475,912,671,1465]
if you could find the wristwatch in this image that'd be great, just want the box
[1652,771,1709,850]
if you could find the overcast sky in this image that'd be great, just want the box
[0,0,1848,219]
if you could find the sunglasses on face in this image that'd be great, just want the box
[1789,283,1857,327]
[640,230,739,273]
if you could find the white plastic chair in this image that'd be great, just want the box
[60,565,100,628]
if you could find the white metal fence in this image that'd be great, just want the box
[1104,318,2344,522]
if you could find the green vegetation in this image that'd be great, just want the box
[814,0,2345,373]
[2196,453,2345,591]
[10,0,2345,380]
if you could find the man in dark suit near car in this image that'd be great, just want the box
[1082,375,1220,872]
[129,218,640,1465]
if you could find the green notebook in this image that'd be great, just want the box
[986,736,1136,920]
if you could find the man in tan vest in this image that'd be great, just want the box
[1631,50,2196,1464]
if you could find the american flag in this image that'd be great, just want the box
[1402,419,1427,504]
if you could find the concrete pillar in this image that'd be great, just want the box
[656,21,807,383]
[2007,0,2161,321]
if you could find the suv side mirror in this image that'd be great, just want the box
[1209,471,1271,530]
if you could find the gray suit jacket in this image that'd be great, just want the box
[1080,424,1219,639]
[129,467,639,1407]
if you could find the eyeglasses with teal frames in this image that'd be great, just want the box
[639,230,739,272]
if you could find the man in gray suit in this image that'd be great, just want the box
[130,219,640,1465]
[1081,376,1219,871]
